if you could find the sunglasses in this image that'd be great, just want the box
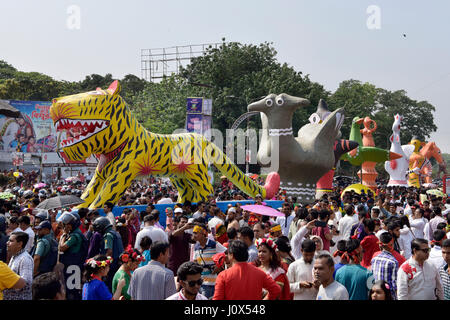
[184,279,203,287]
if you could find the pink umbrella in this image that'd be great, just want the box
[34,183,47,189]
[240,204,284,217]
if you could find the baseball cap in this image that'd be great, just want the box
[228,207,236,213]
[174,208,183,214]
[35,220,52,230]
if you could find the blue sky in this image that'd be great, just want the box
[1,0,449,152]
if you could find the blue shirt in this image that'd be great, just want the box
[139,250,151,267]
[82,279,112,300]
[335,264,373,300]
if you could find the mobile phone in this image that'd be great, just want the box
[314,220,327,228]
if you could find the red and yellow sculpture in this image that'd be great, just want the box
[408,137,447,188]
[357,117,379,191]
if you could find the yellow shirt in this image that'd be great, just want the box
[0,261,20,300]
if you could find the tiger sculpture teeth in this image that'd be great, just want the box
[50,80,280,209]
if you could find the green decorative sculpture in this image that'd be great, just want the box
[341,116,402,185]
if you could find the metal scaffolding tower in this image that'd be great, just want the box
[141,43,222,82]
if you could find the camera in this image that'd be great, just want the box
[314,220,327,228]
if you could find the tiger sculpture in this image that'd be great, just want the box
[50,80,280,209]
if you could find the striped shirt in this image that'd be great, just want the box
[439,264,450,300]
[193,239,227,286]
[127,260,176,300]
[371,250,399,299]
[3,249,33,300]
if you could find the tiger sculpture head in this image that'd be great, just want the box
[50,80,132,162]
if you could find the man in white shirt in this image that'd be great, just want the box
[275,203,295,237]
[428,230,447,270]
[135,214,168,250]
[157,195,173,204]
[166,261,208,300]
[409,207,427,239]
[291,219,317,260]
[207,207,224,233]
[397,238,444,300]
[192,201,205,220]
[103,202,116,230]
[338,204,357,240]
[17,216,34,254]
[427,207,446,240]
[287,239,319,300]
[313,254,349,300]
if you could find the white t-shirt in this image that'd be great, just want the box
[316,280,349,300]
[338,215,357,240]
[275,213,295,237]
[23,227,35,254]
[166,291,208,300]
[208,216,224,233]
[106,212,116,228]
[192,211,203,220]
[157,198,173,204]
[409,217,427,239]
[134,226,169,250]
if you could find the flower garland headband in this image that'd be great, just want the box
[86,256,113,268]
[256,237,277,250]
[120,245,145,263]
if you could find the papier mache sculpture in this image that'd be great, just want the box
[384,114,415,187]
[50,81,280,209]
[408,137,447,188]
[311,100,358,199]
[250,95,349,203]
[341,116,402,189]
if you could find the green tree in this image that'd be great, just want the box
[129,76,202,134]
[0,60,18,80]
[0,72,62,101]
[179,41,329,134]
[372,89,437,149]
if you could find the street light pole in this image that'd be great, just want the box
[246,116,249,174]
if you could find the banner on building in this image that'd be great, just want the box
[0,99,97,167]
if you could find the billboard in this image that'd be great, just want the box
[0,99,97,167]
[186,98,212,141]
[0,100,55,153]
[444,175,450,196]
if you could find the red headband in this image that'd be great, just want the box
[256,237,277,250]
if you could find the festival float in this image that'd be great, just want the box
[50,81,280,209]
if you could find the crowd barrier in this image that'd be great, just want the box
[82,200,284,229]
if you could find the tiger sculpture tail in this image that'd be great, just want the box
[50,80,280,209]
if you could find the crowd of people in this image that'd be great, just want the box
[0,167,449,301]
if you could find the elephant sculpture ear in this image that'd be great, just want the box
[107,80,121,95]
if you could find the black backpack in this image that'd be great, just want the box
[60,231,89,268]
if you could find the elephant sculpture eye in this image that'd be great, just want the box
[265,99,273,107]
[309,113,321,124]
[276,97,284,106]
